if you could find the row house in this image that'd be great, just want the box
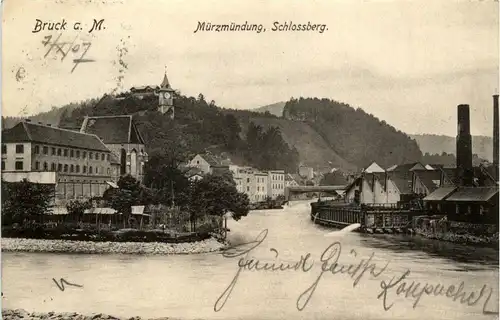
[187,153,287,202]
[1,120,115,206]
[344,162,443,206]
[267,170,285,199]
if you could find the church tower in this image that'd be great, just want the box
[158,68,176,119]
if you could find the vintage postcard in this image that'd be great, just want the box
[1,0,499,319]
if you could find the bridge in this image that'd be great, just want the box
[284,185,347,201]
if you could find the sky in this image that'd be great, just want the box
[2,0,499,136]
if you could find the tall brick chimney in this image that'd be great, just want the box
[456,104,473,186]
[493,95,499,182]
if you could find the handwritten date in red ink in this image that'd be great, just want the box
[42,34,95,73]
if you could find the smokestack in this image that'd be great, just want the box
[456,104,473,186]
[493,94,499,182]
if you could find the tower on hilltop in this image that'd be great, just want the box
[158,67,176,119]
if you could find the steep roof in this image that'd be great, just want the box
[184,167,204,178]
[160,72,172,89]
[363,162,385,173]
[2,121,110,152]
[80,115,145,145]
[445,187,499,203]
[387,162,426,172]
[423,186,457,201]
[388,171,413,194]
[413,170,442,194]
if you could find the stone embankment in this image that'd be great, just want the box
[1,237,227,255]
[2,309,180,320]
[415,229,499,247]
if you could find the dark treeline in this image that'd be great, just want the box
[283,97,423,168]
[57,92,299,176]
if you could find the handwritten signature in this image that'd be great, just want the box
[52,278,83,291]
[42,34,95,73]
[215,229,498,315]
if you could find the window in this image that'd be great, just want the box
[1,144,6,154]
[70,164,74,173]
[76,150,80,158]
[57,148,62,156]
[15,161,23,170]
[43,146,48,155]
[52,147,56,155]
[35,161,40,170]
[64,149,68,157]
[58,163,63,172]
[76,165,80,173]
[197,160,200,164]
[70,149,74,158]
[107,168,110,175]
[1,161,5,170]
[16,145,24,154]
[83,166,87,173]
[247,186,250,191]
[34,145,40,154]
[82,151,87,159]
[107,154,110,161]
[247,178,250,183]
[89,166,93,174]
[89,152,93,160]
[51,163,56,171]
[101,153,105,161]
[64,164,68,172]
[43,162,48,171]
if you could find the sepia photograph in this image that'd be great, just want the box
[1,0,499,319]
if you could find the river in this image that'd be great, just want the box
[2,200,499,320]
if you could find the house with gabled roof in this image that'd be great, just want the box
[80,115,147,183]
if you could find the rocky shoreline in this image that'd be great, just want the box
[1,237,228,255]
[2,309,173,320]
[415,229,499,248]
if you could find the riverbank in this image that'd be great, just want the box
[2,309,175,320]
[415,229,499,248]
[1,237,228,255]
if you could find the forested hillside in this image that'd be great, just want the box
[283,97,423,168]
[4,93,438,174]
[57,93,300,173]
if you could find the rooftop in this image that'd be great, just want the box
[2,121,110,152]
[80,115,145,145]
[445,187,499,203]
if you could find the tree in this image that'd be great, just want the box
[187,173,249,235]
[66,199,92,222]
[104,175,143,228]
[1,179,54,225]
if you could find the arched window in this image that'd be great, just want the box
[64,164,68,172]
[70,164,74,173]
[130,149,137,176]
[120,149,126,175]
[43,162,48,171]
[89,166,93,174]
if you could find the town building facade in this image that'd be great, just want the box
[2,120,114,206]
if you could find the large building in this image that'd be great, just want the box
[80,115,148,183]
[1,120,114,204]
[267,170,285,199]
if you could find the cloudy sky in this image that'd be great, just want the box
[2,0,499,136]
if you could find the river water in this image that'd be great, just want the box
[2,200,499,320]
